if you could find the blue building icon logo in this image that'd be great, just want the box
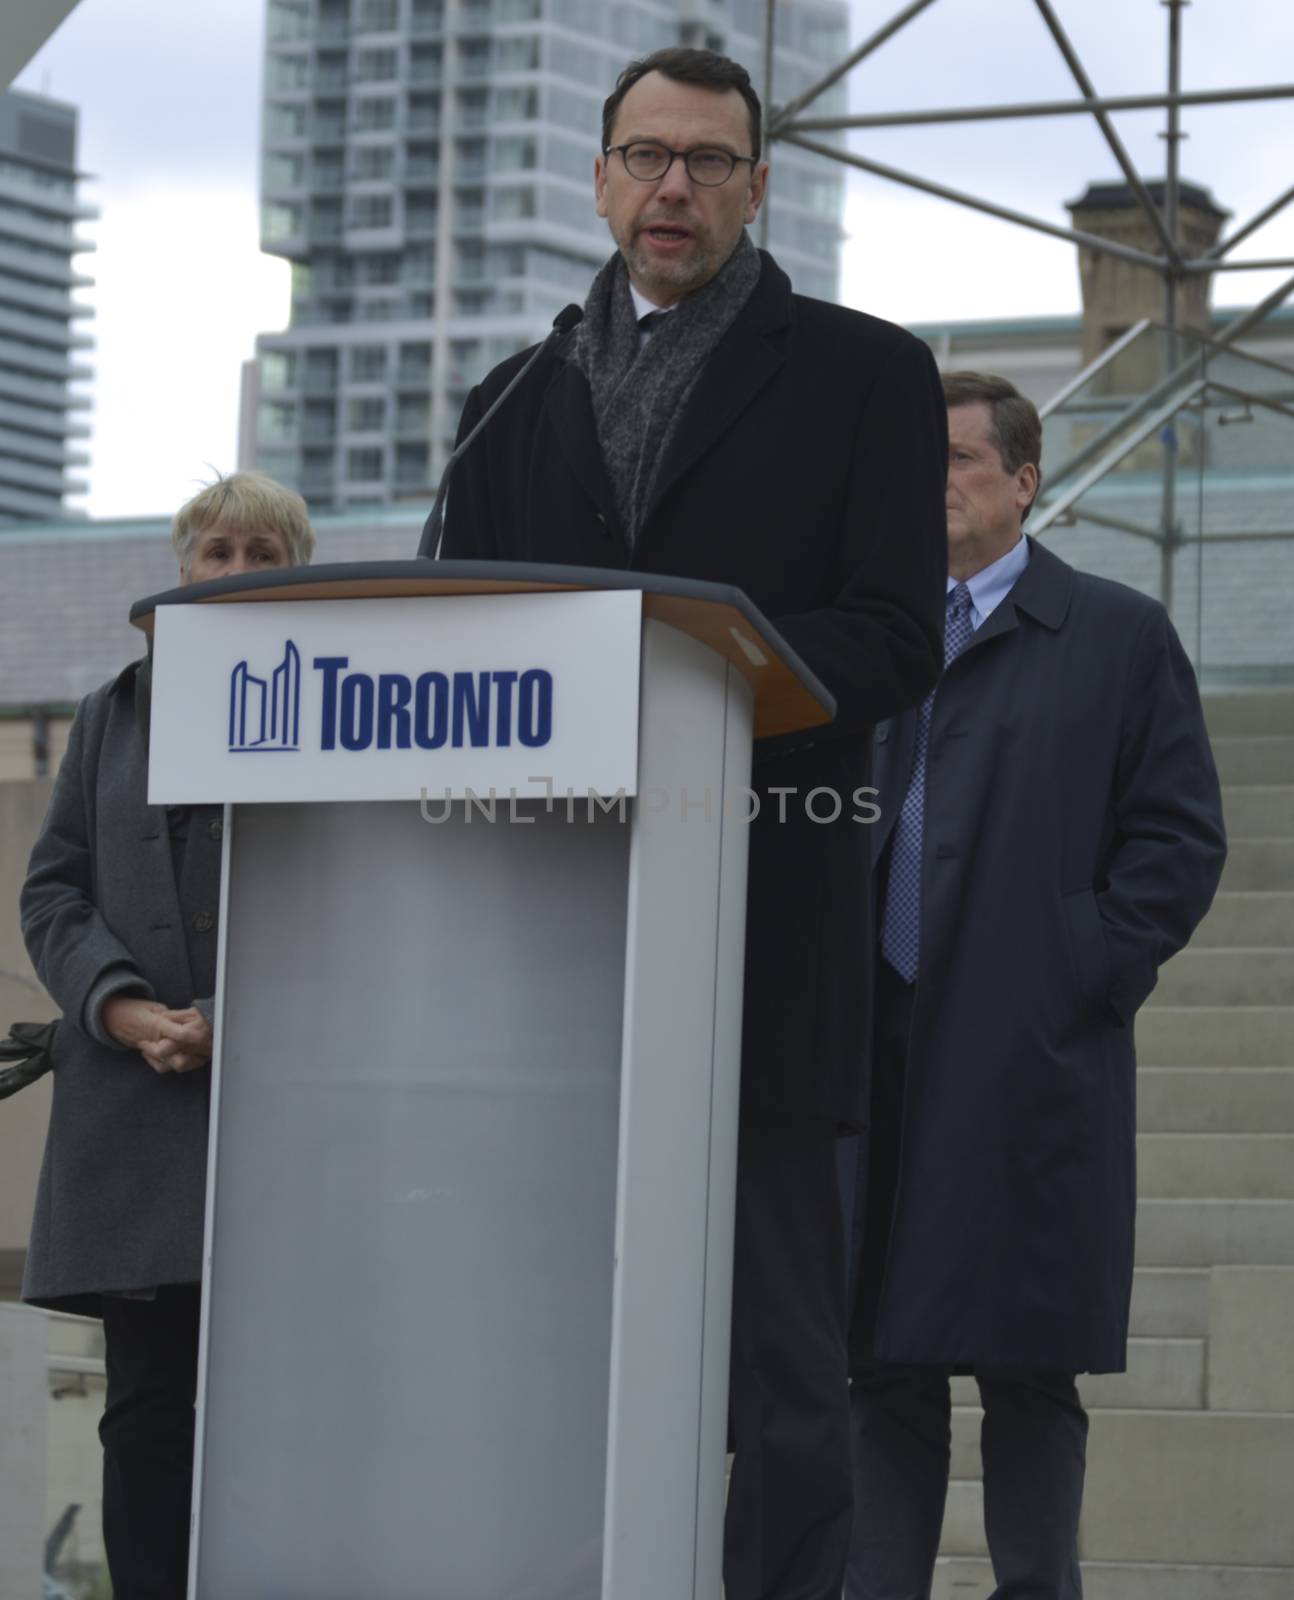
[229,640,302,752]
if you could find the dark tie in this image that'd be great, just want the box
[638,310,670,336]
[880,583,976,982]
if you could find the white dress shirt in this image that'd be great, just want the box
[630,284,676,348]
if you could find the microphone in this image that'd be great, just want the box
[417,304,584,559]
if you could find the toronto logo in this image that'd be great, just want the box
[229,640,301,752]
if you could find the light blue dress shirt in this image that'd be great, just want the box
[954,534,1031,632]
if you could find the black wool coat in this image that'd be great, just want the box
[858,541,1226,1373]
[440,251,949,1122]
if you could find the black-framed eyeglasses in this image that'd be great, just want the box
[604,141,758,187]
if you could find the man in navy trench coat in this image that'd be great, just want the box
[846,372,1226,1598]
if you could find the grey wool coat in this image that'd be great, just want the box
[20,661,219,1314]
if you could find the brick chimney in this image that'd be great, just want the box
[1067,180,1229,366]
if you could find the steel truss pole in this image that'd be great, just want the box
[782,82,1294,133]
[780,132,1170,271]
[1207,181,1294,260]
[759,0,775,248]
[1160,0,1188,615]
[765,0,1292,588]
[1183,257,1294,274]
[1032,0,1184,269]
[768,0,942,133]
[1217,272,1294,345]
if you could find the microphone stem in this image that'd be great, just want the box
[418,308,579,559]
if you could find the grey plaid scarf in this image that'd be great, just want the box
[574,231,762,548]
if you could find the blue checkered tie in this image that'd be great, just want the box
[880,583,976,982]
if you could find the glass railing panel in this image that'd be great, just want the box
[1038,324,1212,507]
[1042,343,1294,687]
[1191,388,1294,685]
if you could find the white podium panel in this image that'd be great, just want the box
[194,803,629,1599]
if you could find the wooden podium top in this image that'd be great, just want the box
[130,560,836,740]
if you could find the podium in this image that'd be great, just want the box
[131,562,834,1600]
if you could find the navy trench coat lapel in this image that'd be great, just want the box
[867,542,1074,869]
[869,714,917,869]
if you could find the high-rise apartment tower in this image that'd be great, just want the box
[0,89,94,522]
[251,0,848,510]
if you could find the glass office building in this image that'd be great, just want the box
[251,0,847,509]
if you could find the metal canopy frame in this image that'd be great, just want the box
[760,0,1294,619]
[763,0,1294,289]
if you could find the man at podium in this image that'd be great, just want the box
[438,48,947,1600]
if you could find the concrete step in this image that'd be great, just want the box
[1128,1267,1208,1337]
[1152,947,1294,1006]
[1135,1199,1294,1267]
[1082,1340,1205,1410]
[1212,737,1294,787]
[1136,1006,1294,1066]
[1220,840,1294,892]
[1208,1267,1294,1413]
[934,1557,1294,1600]
[1204,692,1294,738]
[949,1406,981,1481]
[1082,1410,1294,1566]
[45,1312,103,1363]
[1137,1133,1294,1199]
[1220,785,1294,838]
[948,1339,1205,1414]
[942,1414,1294,1565]
[1195,891,1294,948]
[940,1477,986,1557]
[1137,1067,1294,1133]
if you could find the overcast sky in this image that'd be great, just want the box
[14,0,1294,518]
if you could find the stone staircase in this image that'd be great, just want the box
[933,690,1294,1599]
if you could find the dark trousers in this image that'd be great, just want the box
[725,1113,853,1600]
[99,1284,202,1600]
[847,1365,1088,1599]
[846,961,1088,1597]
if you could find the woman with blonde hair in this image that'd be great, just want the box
[20,472,314,1599]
